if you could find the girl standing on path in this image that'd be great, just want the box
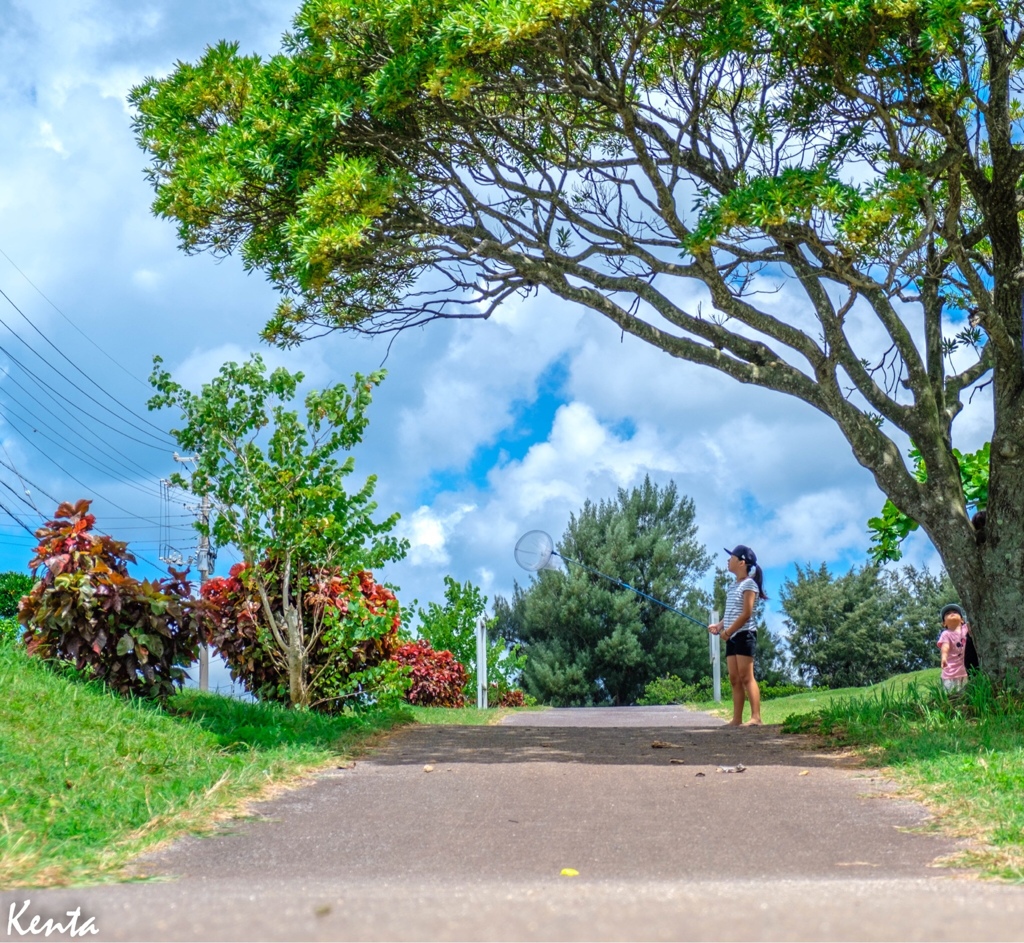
[709,545,768,726]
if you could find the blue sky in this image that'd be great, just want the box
[0,1,991,690]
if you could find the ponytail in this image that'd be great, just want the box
[748,562,768,600]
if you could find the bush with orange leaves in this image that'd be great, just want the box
[199,562,408,711]
[20,500,200,700]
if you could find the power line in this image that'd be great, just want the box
[0,363,164,479]
[0,283,171,436]
[0,334,172,453]
[0,376,164,488]
[0,404,163,500]
[0,410,162,525]
[0,248,157,392]
[0,496,37,537]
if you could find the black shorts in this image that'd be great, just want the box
[725,630,757,659]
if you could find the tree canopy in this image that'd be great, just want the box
[496,476,711,705]
[132,0,1024,678]
[780,561,953,687]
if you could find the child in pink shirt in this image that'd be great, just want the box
[937,604,970,692]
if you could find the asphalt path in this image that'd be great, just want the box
[4,706,1024,942]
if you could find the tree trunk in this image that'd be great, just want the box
[962,428,1024,683]
[928,412,1024,684]
[283,606,308,708]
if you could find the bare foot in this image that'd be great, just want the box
[726,720,742,726]
[744,719,763,726]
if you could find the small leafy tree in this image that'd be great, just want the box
[415,575,525,699]
[781,563,951,688]
[201,563,407,710]
[19,500,199,698]
[149,355,408,708]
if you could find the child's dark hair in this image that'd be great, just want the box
[746,561,768,600]
[972,509,987,545]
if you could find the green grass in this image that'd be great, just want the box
[692,669,940,725]
[0,642,409,888]
[405,704,547,725]
[693,668,1024,882]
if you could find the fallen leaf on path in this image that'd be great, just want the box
[694,772,706,777]
[650,741,680,748]
[799,770,810,776]
[423,765,434,772]
[560,868,579,877]
[669,759,685,765]
[836,862,879,867]
[716,764,746,773]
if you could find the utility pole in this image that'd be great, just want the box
[165,453,215,692]
[197,492,212,692]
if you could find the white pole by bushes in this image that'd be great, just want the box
[476,617,488,709]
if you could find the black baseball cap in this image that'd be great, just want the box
[725,545,757,566]
[940,603,966,622]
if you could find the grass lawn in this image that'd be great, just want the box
[0,642,409,888]
[694,669,1024,882]
[693,669,939,725]
[405,704,548,725]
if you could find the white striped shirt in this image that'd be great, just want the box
[723,577,758,636]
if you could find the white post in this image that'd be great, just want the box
[476,617,488,709]
[710,608,721,702]
[197,493,211,692]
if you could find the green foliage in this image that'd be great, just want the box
[416,575,524,697]
[639,675,811,705]
[19,500,199,700]
[0,639,408,887]
[500,476,711,705]
[149,355,408,708]
[0,570,33,618]
[133,0,1024,680]
[637,675,710,705]
[781,562,953,688]
[868,443,990,563]
[0,617,21,646]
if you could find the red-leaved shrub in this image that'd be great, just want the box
[392,639,468,707]
[198,562,403,710]
[20,500,199,699]
[492,684,526,708]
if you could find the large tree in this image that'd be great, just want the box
[132,0,1024,678]
[498,476,711,705]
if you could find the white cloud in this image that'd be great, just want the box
[399,503,476,567]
